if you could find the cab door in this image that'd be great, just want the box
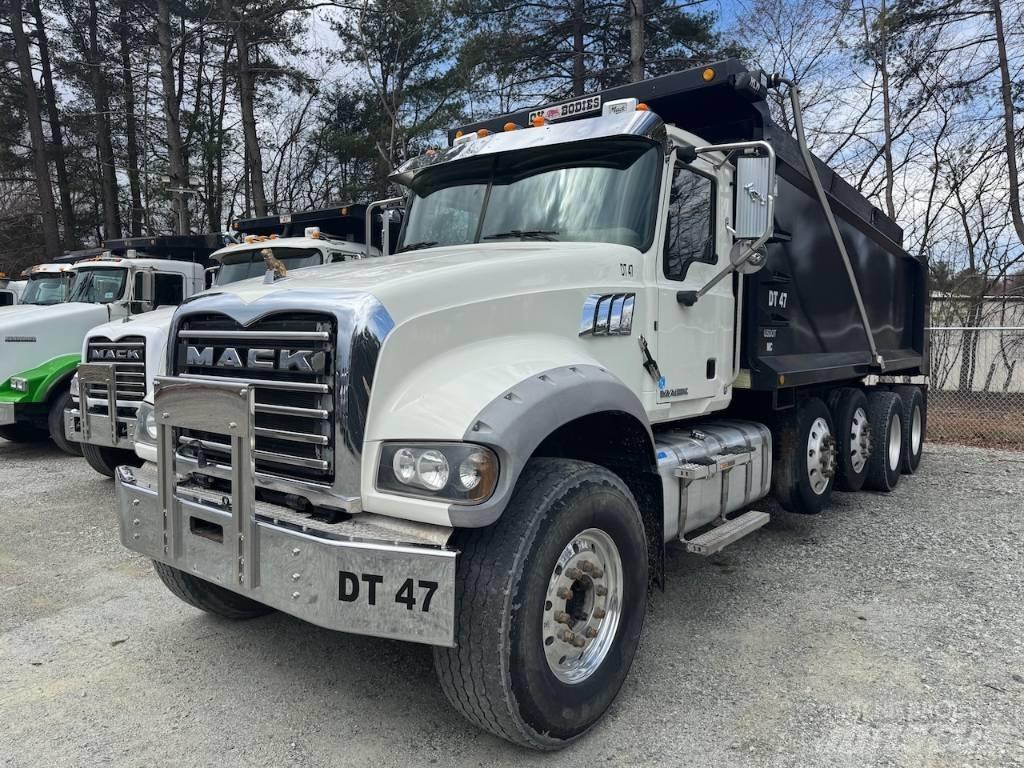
[655,154,734,410]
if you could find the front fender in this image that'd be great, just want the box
[0,353,80,404]
[362,333,651,527]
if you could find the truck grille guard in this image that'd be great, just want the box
[67,336,147,449]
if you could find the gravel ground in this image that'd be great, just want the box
[1,438,1022,768]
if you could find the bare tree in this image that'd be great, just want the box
[156,0,192,233]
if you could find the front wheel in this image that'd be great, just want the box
[82,443,143,478]
[152,561,273,620]
[433,458,648,750]
[48,387,81,456]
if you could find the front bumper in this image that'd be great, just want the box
[115,377,457,646]
[65,363,137,449]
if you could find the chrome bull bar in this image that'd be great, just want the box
[115,376,457,645]
[65,362,136,449]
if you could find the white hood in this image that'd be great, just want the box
[0,302,112,384]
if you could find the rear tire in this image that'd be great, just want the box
[48,387,81,456]
[433,458,648,750]
[771,397,837,515]
[152,561,273,620]
[893,385,925,474]
[82,443,143,478]
[827,387,871,492]
[864,390,904,492]
[0,424,47,443]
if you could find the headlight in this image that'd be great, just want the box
[11,377,28,392]
[69,373,80,400]
[135,401,158,445]
[377,443,498,504]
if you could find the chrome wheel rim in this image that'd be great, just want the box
[849,406,870,474]
[911,404,923,456]
[888,412,902,471]
[542,528,623,684]
[806,416,836,495]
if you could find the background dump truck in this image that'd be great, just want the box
[112,60,927,749]
[71,205,398,478]
[0,236,217,452]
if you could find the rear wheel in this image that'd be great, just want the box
[893,385,925,474]
[433,458,648,750]
[48,387,81,456]
[152,561,273,620]
[0,424,47,443]
[864,390,904,492]
[827,387,872,492]
[82,443,143,478]
[772,397,837,515]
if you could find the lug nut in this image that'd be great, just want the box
[593,607,607,619]
[558,629,575,643]
[554,611,571,625]
[585,627,599,638]
[591,567,604,579]
[571,636,586,648]
[595,585,608,596]
[556,586,573,600]
[565,567,583,580]
[580,560,594,574]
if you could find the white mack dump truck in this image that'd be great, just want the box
[0,241,216,451]
[68,205,394,477]
[112,60,929,749]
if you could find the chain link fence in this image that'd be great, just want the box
[927,325,1024,450]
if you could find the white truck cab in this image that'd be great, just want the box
[0,252,208,449]
[0,274,27,307]
[72,205,394,477]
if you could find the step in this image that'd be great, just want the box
[684,510,770,556]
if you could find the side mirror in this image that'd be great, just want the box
[130,270,154,314]
[365,196,405,257]
[735,155,775,241]
[204,265,221,289]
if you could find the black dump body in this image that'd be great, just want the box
[234,204,402,250]
[103,234,223,266]
[456,59,928,391]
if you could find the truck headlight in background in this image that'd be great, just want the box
[135,400,158,447]
[11,377,28,392]
[377,443,498,504]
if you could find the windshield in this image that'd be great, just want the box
[21,273,70,305]
[216,247,323,285]
[68,267,127,304]
[398,139,661,252]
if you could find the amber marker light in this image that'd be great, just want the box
[454,129,464,139]
[477,128,491,138]
[504,122,519,132]
[703,67,715,82]
[531,115,546,127]
[636,102,649,111]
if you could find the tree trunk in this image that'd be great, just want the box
[119,3,143,236]
[627,0,644,82]
[30,0,76,248]
[992,0,1024,247]
[225,0,267,216]
[157,0,192,234]
[878,0,895,219]
[571,0,585,96]
[8,0,61,260]
[88,0,122,240]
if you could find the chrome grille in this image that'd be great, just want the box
[84,336,146,414]
[173,312,335,483]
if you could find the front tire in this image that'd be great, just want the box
[48,387,81,456]
[152,561,273,620]
[772,397,837,515]
[434,458,648,750]
[82,443,143,478]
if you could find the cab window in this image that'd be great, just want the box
[664,164,715,281]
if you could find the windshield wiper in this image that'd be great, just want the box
[482,229,559,241]
[399,240,439,252]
